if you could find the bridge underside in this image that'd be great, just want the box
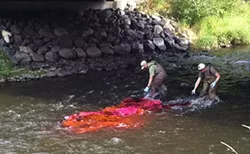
[0,0,124,11]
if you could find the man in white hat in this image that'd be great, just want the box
[191,63,221,101]
[140,60,167,98]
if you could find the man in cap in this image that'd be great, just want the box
[140,60,167,99]
[191,63,221,102]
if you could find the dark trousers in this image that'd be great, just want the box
[200,81,220,101]
[149,77,165,98]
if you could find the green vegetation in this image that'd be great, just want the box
[0,50,44,79]
[170,0,240,25]
[138,0,250,50]
[138,0,171,16]
[194,4,250,49]
[0,50,17,77]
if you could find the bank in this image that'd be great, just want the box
[136,0,250,51]
[0,8,190,82]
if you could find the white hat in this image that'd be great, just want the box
[1,30,12,43]
[198,63,206,70]
[140,60,147,70]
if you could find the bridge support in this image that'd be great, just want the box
[0,0,115,11]
[0,0,138,11]
[114,0,128,9]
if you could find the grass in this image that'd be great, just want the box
[194,7,250,50]
[0,50,45,79]
[137,0,171,16]
[0,50,16,77]
[138,0,250,50]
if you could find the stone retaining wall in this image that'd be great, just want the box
[0,8,190,79]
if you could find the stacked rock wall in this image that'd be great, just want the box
[0,9,189,78]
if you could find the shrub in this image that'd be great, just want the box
[194,6,250,49]
[170,0,242,25]
[138,0,250,49]
[193,35,218,49]
[138,0,171,16]
[0,51,13,77]
[0,51,38,78]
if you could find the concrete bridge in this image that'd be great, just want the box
[0,0,133,11]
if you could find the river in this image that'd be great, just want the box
[0,46,250,154]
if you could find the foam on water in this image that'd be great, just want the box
[166,97,219,112]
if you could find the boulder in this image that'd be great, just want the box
[30,52,45,62]
[125,29,137,41]
[153,37,166,51]
[86,47,102,58]
[13,35,22,45]
[144,40,155,52]
[100,44,114,55]
[21,39,31,46]
[75,48,87,58]
[45,51,59,62]
[124,17,131,25]
[10,25,21,35]
[54,27,69,36]
[82,28,94,36]
[19,46,33,54]
[37,46,49,55]
[51,46,60,53]
[58,35,74,48]
[38,28,56,39]
[132,42,144,53]
[12,52,31,65]
[164,36,175,48]
[100,31,107,37]
[24,26,37,36]
[58,48,77,60]
[33,39,44,48]
[154,25,163,35]
[113,43,131,55]
[174,37,190,50]
[74,37,86,48]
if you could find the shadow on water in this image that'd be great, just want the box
[0,46,250,153]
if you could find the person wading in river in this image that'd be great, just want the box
[140,60,167,99]
[191,63,221,102]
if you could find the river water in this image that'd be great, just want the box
[0,47,250,154]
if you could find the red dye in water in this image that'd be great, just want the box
[61,97,190,134]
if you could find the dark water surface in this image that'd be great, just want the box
[1,47,250,154]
